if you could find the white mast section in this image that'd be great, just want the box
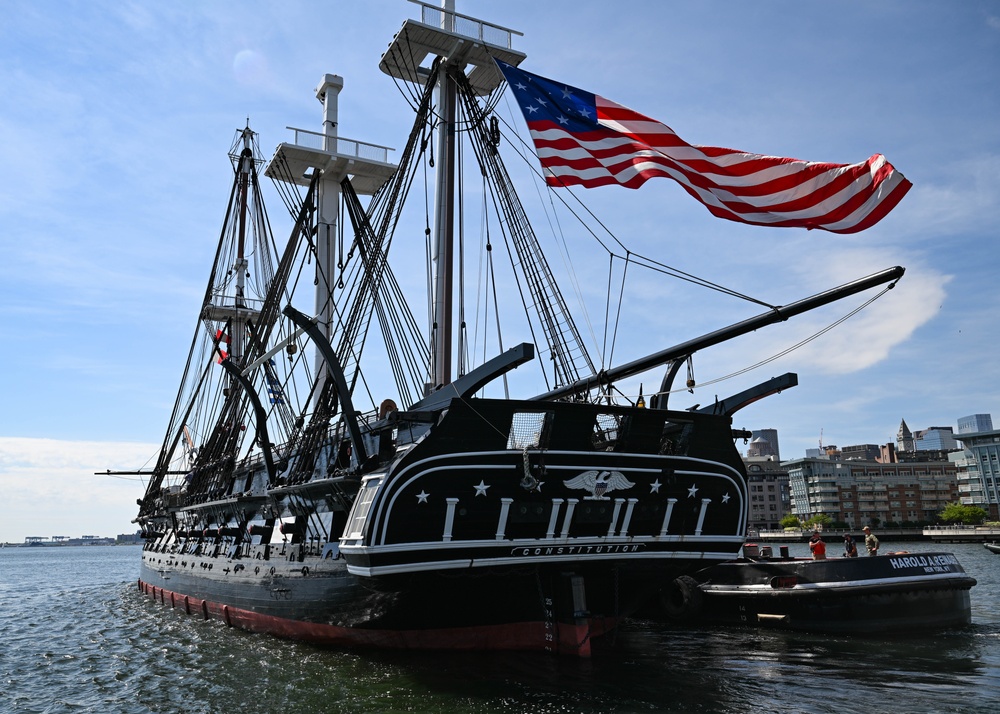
[314,74,344,402]
[263,78,398,409]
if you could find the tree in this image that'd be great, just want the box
[803,513,833,529]
[779,514,801,529]
[938,502,988,525]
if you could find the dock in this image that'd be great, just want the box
[752,526,1000,544]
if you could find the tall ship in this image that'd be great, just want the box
[126,1,909,655]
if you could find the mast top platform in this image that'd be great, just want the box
[263,130,398,195]
[381,0,526,95]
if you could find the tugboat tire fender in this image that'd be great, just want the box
[660,575,703,620]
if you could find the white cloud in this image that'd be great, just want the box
[0,438,158,543]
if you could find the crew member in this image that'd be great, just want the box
[843,534,858,558]
[863,525,879,556]
[809,531,827,560]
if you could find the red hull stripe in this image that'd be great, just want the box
[137,579,604,656]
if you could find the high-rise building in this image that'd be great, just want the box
[896,419,914,452]
[954,414,1000,520]
[914,426,958,451]
[958,414,993,434]
[842,444,881,461]
[748,428,780,460]
[744,458,790,531]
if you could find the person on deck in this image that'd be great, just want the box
[863,526,879,556]
[809,531,827,560]
[843,534,858,558]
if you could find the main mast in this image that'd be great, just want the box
[263,78,397,408]
[432,1,457,390]
[381,0,526,393]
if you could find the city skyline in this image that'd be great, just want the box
[2,1,998,542]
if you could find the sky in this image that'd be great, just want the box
[1,0,998,543]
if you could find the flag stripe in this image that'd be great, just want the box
[497,61,910,233]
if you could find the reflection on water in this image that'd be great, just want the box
[1,543,998,713]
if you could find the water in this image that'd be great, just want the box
[1,542,998,713]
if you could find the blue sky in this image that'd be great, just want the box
[1,1,998,543]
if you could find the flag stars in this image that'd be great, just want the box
[561,86,573,100]
[515,81,527,91]
[687,484,699,498]
[474,480,490,497]
[557,115,569,125]
[526,104,539,114]
[416,490,429,504]
[535,96,548,106]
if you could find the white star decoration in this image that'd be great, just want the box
[474,480,490,497]
[535,96,547,106]
[416,490,429,504]
[687,484,698,498]
[650,479,662,494]
[722,493,731,504]
[526,104,539,114]
[561,86,573,99]
[515,81,527,91]
[557,115,569,125]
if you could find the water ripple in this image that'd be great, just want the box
[1,544,999,713]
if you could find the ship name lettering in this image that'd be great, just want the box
[512,544,644,558]
[888,554,958,571]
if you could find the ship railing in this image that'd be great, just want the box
[284,127,394,164]
[409,0,522,49]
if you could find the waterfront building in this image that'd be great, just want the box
[953,422,1000,520]
[743,456,790,531]
[784,457,958,527]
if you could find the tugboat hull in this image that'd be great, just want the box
[656,552,976,633]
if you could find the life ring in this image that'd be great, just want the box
[659,575,704,620]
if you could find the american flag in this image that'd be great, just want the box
[496,60,911,234]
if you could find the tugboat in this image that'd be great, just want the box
[115,1,911,654]
[658,547,977,633]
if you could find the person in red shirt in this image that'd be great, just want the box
[809,531,827,560]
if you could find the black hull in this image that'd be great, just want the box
[136,394,752,654]
[138,551,644,654]
[652,552,976,633]
[984,542,1000,554]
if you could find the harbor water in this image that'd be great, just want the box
[2,542,998,713]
